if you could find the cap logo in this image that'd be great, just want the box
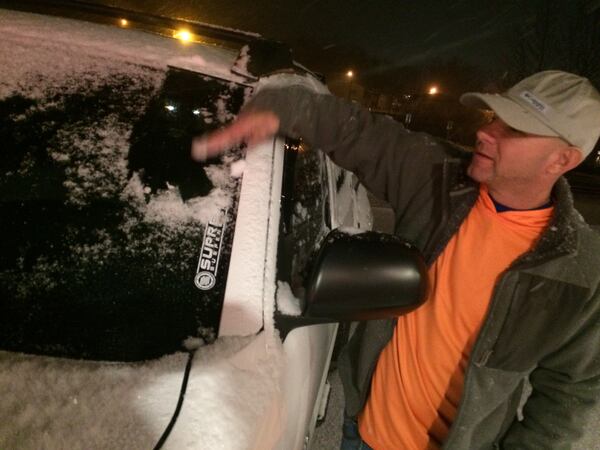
[520,90,549,114]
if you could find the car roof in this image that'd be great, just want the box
[0,5,248,85]
[1,0,263,44]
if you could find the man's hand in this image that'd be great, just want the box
[191,111,280,161]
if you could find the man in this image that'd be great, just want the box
[195,71,600,449]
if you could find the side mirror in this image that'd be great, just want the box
[305,229,428,320]
[275,229,429,338]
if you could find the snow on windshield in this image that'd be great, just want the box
[0,64,236,272]
[122,165,234,228]
[1,11,242,228]
[0,7,249,363]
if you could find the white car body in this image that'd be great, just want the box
[0,7,372,450]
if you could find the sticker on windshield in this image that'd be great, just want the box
[194,222,225,290]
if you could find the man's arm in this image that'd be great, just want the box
[501,290,600,449]
[197,86,447,211]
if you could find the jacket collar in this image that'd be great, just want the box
[447,175,585,283]
[434,161,584,282]
[515,176,579,267]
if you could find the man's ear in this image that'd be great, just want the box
[548,146,583,175]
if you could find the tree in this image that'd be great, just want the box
[358,58,487,98]
[503,0,600,88]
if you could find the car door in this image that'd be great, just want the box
[326,158,373,231]
[273,136,371,449]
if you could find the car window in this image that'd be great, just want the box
[327,161,356,228]
[277,140,331,304]
[0,33,249,361]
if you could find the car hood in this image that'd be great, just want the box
[0,331,286,449]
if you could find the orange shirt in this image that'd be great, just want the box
[359,185,553,450]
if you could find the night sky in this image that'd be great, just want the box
[92,0,598,93]
[194,0,524,72]
[172,0,521,65]
[97,0,530,74]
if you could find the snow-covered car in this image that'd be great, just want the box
[0,4,427,449]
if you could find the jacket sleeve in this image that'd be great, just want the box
[243,86,447,212]
[501,289,600,449]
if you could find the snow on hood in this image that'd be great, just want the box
[165,333,284,449]
[0,332,284,450]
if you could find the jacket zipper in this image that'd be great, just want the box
[442,274,518,448]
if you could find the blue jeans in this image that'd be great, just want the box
[340,416,374,450]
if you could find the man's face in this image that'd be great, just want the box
[467,116,566,191]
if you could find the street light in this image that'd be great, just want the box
[428,85,439,95]
[173,29,192,43]
[346,70,354,100]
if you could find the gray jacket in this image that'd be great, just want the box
[246,87,600,449]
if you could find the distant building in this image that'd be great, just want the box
[328,82,489,146]
[328,78,365,103]
[368,93,488,146]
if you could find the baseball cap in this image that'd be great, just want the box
[460,70,600,157]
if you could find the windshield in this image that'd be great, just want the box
[0,14,249,361]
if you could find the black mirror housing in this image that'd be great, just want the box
[274,229,429,339]
[305,229,428,321]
